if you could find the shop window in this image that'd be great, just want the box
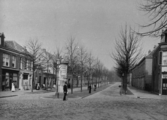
[3,54,10,67]
[5,73,10,88]
[12,56,16,68]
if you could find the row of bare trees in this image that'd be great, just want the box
[26,37,111,93]
[64,37,111,93]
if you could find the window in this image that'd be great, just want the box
[5,73,10,88]
[23,74,28,80]
[159,51,162,65]
[20,58,23,69]
[3,54,10,67]
[24,59,27,69]
[31,62,33,71]
[0,37,1,45]
[12,56,16,68]
[26,60,29,70]
[27,60,31,70]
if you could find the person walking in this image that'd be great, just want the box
[11,82,15,92]
[63,82,68,101]
[94,84,96,91]
[88,84,92,94]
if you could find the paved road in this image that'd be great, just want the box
[0,82,166,120]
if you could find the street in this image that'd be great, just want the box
[0,82,167,120]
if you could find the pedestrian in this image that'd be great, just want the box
[2,80,5,91]
[37,83,40,90]
[11,82,15,92]
[88,84,92,94]
[42,84,45,89]
[63,82,68,101]
[94,84,96,91]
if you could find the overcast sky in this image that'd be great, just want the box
[0,0,160,70]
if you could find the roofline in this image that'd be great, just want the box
[0,47,32,58]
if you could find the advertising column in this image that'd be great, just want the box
[58,63,68,93]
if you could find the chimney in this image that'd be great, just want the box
[0,33,5,46]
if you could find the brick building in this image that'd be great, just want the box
[0,33,33,91]
[131,30,167,95]
[131,52,153,91]
[152,30,167,95]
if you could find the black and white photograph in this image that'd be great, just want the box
[0,0,167,120]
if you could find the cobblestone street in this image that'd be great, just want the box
[0,83,167,120]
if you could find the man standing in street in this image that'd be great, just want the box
[88,84,92,94]
[63,82,68,101]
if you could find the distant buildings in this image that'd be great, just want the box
[131,30,167,95]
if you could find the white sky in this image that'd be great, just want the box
[0,0,160,70]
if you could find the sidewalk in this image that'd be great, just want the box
[0,84,110,99]
[43,84,110,99]
[128,86,167,99]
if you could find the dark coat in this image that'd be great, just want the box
[63,84,68,93]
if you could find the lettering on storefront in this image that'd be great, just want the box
[162,51,167,65]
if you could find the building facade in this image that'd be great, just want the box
[131,30,167,95]
[0,33,33,91]
[152,31,167,95]
[131,52,153,91]
[34,49,56,89]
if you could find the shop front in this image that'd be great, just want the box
[1,68,19,91]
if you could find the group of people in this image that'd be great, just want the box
[63,82,98,101]
[88,84,97,94]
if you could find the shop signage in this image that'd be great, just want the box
[59,64,67,81]
[162,51,167,65]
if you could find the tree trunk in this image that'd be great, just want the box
[81,74,83,92]
[71,75,73,94]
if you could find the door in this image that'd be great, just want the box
[162,78,167,95]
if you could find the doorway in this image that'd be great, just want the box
[162,78,167,95]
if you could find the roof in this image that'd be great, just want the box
[130,48,155,72]
[5,41,28,53]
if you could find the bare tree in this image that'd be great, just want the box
[77,45,88,92]
[65,37,79,94]
[40,49,54,90]
[26,39,42,92]
[87,52,95,87]
[94,59,104,87]
[138,0,167,36]
[112,25,142,94]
